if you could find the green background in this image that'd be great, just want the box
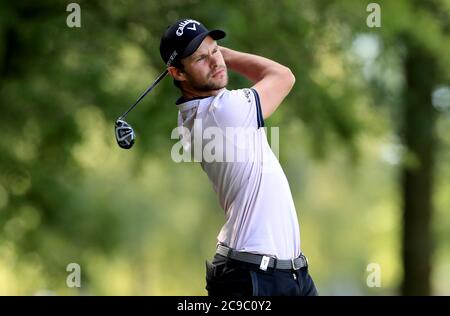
[0,0,449,295]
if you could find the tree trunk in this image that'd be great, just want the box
[400,38,437,296]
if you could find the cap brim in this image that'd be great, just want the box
[180,29,226,59]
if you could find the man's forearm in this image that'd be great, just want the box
[220,46,291,84]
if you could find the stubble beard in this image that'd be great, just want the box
[189,69,228,92]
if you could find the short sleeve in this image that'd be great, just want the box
[211,88,265,129]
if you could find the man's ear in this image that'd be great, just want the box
[168,66,186,82]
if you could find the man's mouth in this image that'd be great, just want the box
[211,68,225,78]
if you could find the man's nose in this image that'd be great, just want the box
[209,53,219,68]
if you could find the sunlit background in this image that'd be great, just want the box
[0,0,449,295]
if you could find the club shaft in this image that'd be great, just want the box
[118,70,168,120]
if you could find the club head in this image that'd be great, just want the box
[115,119,135,149]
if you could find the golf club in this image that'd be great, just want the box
[115,69,168,149]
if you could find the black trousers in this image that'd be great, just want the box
[205,254,318,296]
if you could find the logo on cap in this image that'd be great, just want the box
[176,19,201,36]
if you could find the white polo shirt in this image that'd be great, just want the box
[176,88,301,260]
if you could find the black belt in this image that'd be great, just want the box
[216,244,308,271]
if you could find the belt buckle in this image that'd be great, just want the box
[259,256,270,271]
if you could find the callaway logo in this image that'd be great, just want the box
[176,19,201,36]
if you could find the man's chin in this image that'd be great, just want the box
[211,84,227,91]
[212,77,229,90]
[197,79,228,92]
[212,82,227,90]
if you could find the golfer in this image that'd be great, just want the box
[160,18,318,296]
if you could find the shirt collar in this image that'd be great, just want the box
[175,95,211,105]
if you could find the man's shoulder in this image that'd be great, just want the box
[216,88,254,105]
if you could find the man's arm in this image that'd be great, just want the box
[220,46,295,119]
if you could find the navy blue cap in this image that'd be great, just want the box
[160,19,226,67]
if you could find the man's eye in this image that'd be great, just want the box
[197,56,205,62]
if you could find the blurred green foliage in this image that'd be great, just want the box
[0,0,449,295]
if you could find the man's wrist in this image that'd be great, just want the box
[219,46,232,65]
[219,46,245,73]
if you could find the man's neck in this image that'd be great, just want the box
[181,87,225,100]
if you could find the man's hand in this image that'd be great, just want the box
[219,46,295,119]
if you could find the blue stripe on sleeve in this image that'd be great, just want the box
[250,88,265,128]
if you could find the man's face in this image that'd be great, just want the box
[180,36,228,92]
